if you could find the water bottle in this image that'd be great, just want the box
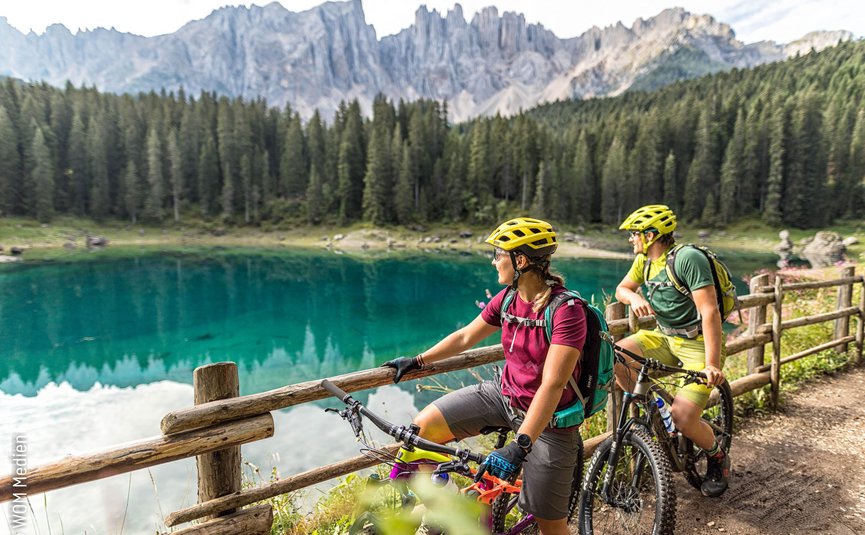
[430,472,458,493]
[656,397,676,434]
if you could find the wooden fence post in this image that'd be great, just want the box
[834,265,855,353]
[605,302,626,432]
[194,362,242,520]
[857,276,865,365]
[771,275,783,409]
[747,273,770,374]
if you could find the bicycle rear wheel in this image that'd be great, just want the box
[683,379,734,490]
[579,428,676,535]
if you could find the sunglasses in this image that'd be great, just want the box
[628,231,643,238]
[492,248,508,261]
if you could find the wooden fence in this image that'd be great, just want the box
[2,266,863,534]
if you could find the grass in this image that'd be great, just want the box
[4,214,864,264]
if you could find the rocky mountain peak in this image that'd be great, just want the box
[0,1,853,122]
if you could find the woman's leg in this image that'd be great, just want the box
[414,403,456,443]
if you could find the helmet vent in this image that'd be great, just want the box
[513,230,526,238]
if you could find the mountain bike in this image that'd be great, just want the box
[578,334,734,535]
[320,379,583,534]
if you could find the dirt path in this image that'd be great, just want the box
[573,366,865,534]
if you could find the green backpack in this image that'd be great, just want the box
[648,244,740,322]
[500,288,614,427]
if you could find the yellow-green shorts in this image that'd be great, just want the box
[625,329,726,408]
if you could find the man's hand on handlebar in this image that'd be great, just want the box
[474,442,527,482]
[702,365,724,389]
[382,356,423,383]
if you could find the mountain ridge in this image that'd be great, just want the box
[0,2,853,121]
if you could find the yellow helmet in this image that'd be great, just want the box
[485,217,557,257]
[619,205,677,235]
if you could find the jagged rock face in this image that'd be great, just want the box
[0,2,853,121]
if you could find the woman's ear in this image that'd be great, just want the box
[516,253,528,269]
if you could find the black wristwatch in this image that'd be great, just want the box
[515,433,533,453]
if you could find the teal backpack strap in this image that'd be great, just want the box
[500,287,547,328]
[542,290,583,342]
[500,287,517,320]
[543,289,586,406]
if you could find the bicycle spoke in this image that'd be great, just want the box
[582,432,672,535]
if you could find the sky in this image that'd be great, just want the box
[1,0,862,44]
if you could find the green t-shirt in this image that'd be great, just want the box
[626,245,714,330]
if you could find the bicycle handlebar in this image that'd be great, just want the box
[320,379,486,464]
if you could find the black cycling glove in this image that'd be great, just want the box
[475,441,528,482]
[381,356,423,383]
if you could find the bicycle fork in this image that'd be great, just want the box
[600,373,651,506]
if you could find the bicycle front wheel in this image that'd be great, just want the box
[579,428,676,535]
[683,379,734,490]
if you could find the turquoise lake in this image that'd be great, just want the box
[0,248,773,534]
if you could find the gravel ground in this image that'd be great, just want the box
[572,365,865,534]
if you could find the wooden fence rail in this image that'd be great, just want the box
[2,268,864,534]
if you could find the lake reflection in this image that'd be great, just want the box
[4,248,768,534]
[0,251,631,395]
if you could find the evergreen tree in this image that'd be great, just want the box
[662,151,677,212]
[601,136,626,224]
[719,109,746,223]
[66,110,88,215]
[280,112,307,197]
[221,167,234,219]
[87,116,110,218]
[306,164,325,224]
[336,112,365,223]
[394,142,414,224]
[683,104,721,222]
[786,90,825,227]
[168,129,183,222]
[144,126,164,220]
[531,161,549,216]
[198,135,218,216]
[764,101,787,226]
[31,127,54,222]
[362,126,392,225]
[123,160,141,223]
[572,130,594,222]
[0,105,20,215]
[849,109,865,214]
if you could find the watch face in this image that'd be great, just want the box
[516,433,532,449]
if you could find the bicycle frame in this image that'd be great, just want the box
[321,379,535,535]
[599,337,707,501]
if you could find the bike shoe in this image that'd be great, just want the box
[701,451,730,497]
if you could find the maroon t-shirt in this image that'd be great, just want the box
[481,285,587,411]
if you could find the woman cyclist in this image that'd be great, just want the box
[383,217,586,535]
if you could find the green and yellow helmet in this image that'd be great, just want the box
[485,217,557,257]
[619,205,677,248]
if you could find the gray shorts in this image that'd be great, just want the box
[432,381,582,520]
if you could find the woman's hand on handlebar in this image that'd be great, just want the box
[474,442,526,483]
[701,365,724,389]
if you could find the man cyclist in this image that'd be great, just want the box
[383,217,585,535]
[614,204,731,497]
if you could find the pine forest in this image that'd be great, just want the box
[1,39,864,229]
